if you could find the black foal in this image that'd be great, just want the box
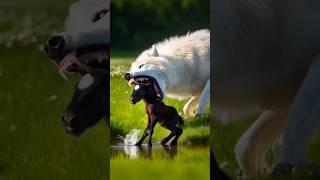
[129,79,184,147]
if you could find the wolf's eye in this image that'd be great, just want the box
[93,10,108,22]
[139,64,144,69]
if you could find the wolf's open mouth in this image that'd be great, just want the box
[54,44,109,80]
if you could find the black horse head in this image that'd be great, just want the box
[62,70,108,136]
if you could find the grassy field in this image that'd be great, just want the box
[110,58,210,180]
[0,48,109,179]
[0,1,108,179]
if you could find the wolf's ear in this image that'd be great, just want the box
[151,45,159,57]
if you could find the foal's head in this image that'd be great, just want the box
[129,80,158,104]
[62,70,107,136]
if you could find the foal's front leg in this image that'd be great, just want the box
[135,116,151,146]
[147,117,158,147]
[135,127,148,146]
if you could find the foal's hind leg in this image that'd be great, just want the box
[169,126,183,146]
[161,132,175,145]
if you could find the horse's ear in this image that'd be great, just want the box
[151,45,159,57]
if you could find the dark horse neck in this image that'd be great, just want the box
[143,96,160,105]
[143,85,161,105]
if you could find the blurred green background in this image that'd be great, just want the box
[111,0,210,51]
[0,0,108,179]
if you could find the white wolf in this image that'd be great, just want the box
[213,0,320,178]
[128,29,210,116]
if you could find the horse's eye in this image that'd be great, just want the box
[93,9,108,22]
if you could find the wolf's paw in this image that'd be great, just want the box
[194,113,202,117]
[271,163,294,176]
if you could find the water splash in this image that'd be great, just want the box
[124,129,140,145]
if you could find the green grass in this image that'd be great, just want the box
[0,48,108,179]
[110,58,210,180]
[111,147,209,180]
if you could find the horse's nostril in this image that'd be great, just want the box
[61,113,76,125]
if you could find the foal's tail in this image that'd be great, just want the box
[177,116,184,129]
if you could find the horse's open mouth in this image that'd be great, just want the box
[54,44,109,80]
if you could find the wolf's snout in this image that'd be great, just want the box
[44,35,65,59]
[124,72,131,81]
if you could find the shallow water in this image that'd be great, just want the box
[111,142,208,160]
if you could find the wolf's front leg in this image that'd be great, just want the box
[272,55,320,175]
[183,96,199,117]
[196,79,210,116]
[235,110,287,177]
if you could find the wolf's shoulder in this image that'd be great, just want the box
[159,29,209,46]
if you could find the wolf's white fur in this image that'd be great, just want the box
[65,0,109,38]
[213,0,320,177]
[57,0,109,52]
[130,29,210,116]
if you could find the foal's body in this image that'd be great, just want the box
[137,101,184,146]
[129,82,184,147]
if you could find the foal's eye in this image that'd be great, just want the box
[134,85,140,90]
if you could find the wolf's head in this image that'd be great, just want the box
[44,0,109,79]
[124,76,162,104]
[127,45,168,101]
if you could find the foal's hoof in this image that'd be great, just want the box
[160,140,168,145]
[135,142,142,146]
[170,141,177,146]
[271,163,294,176]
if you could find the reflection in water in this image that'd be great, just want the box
[112,143,178,160]
[123,145,139,159]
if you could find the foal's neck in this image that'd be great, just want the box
[143,96,160,105]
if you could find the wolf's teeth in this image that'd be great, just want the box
[58,68,69,81]
[128,79,136,87]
